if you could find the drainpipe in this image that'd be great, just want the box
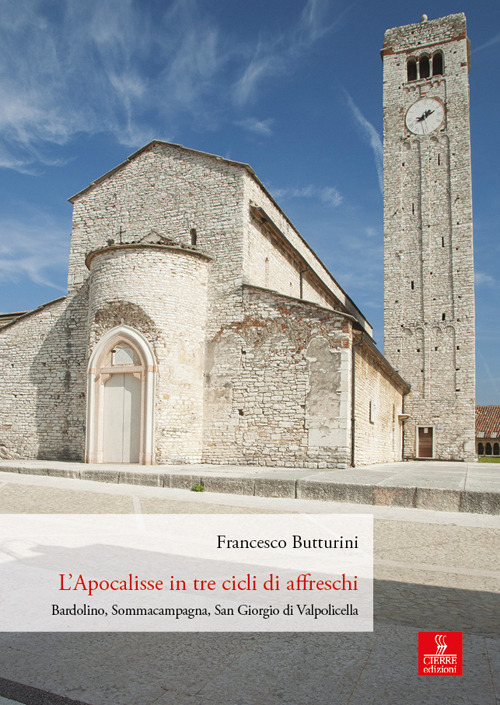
[351,333,364,467]
[299,267,308,299]
[401,395,406,461]
[398,397,410,461]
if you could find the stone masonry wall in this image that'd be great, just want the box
[69,142,246,342]
[88,245,210,463]
[353,340,406,466]
[0,294,88,461]
[203,285,352,468]
[245,209,335,310]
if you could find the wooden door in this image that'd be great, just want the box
[102,373,141,463]
[418,426,433,458]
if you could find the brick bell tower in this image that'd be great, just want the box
[382,13,475,461]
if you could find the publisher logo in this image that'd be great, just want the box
[418,632,462,676]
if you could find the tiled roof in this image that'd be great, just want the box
[476,406,500,437]
[0,311,30,328]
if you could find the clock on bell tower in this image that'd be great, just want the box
[382,13,476,461]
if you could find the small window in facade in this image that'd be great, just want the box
[190,228,197,246]
[419,55,430,79]
[433,52,443,76]
[407,58,417,81]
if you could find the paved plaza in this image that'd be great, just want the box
[0,467,498,704]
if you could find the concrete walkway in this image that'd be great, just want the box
[1,458,499,514]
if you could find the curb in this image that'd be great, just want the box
[0,463,498,515]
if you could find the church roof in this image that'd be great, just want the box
[0,311,30,328]
[476,406,500,438]
[0,298,66,331]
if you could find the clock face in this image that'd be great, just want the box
[405,98,445,135]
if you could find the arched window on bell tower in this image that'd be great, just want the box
[419,54,430,79]
[432,52,444,76]
[407,58,417,81]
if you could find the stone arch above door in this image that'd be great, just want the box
[86,326,156,464]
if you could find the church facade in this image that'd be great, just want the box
[0,140,409,468]
[0,13,475,468]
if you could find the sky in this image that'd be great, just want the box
[0,0,498,404]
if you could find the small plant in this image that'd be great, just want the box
[191,483,205,492]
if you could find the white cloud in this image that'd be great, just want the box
[473,33,500,54]
[294,0,339,49]
[0,0,230,167]
[477,350,500,396]
[0,0,343,172]
[233,0,340,106]
[320,187,343,207]
[0,214,69,292]
[233,47,285,106]
[344,91,383,194]
[273,184,343,208]
[236,118,274,136]
[475,271,496,286]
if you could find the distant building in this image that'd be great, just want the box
[476,406,500,457]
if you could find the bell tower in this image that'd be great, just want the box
[382,13,475,461]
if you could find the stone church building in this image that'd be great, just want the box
[0,13,476,468]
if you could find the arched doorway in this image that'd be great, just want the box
[86,326,155,464]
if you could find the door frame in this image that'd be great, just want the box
[86,326,156,464]
[417,425,434,459]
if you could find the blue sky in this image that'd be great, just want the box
[0,0,498,404]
